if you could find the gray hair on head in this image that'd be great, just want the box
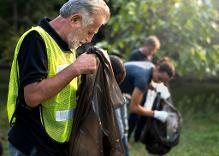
[60,0,110,26]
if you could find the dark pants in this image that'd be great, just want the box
[128,113,139,140]
[128,113,148,142]
[9,143,37,156]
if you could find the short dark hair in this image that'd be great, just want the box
[110,55,126,84]
[157,57,175,78]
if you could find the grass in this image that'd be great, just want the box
[1,69,219,156]
[129,113,219,156]
[129,80,219,156]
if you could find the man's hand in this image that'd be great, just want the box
[24,52,98,107]
[73,53,97,75]
[153,110,169,123]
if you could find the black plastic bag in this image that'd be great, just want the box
[140,93,182,155]
[68,47,124,156]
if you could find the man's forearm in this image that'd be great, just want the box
[130,103,154,117]
[24,63,80,107]
[24,52,97,107]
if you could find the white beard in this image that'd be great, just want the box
[67,32,81,49]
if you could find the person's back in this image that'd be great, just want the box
[120,61,154,95]
[121,61,154,138]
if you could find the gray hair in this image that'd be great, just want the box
[60,0,110,26]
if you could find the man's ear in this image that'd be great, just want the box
[69,14,82,28]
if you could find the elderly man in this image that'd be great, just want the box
[7,0,110,156]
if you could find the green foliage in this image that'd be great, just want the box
[0,0,219,79]
[2,72,219,156]
[0,0,66,63]
[102,0,219,78]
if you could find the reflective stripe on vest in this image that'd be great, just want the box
[7,26,77,142]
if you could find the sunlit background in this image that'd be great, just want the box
[1,0,219,155]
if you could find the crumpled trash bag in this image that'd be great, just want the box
[140,92,182,155]
[68,47,124,156]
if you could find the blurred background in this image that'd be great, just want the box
[0,0,219,155]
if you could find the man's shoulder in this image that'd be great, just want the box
[24,30,43,41]
[129,48,145,61]
[132,48,141,53]
[130,49,141,57]
[125,61,154,69]
[18,30,45,55]
[17,29,45,50]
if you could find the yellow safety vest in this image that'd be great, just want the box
[7,26,77,142]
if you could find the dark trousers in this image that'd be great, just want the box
[128,113,148,142]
